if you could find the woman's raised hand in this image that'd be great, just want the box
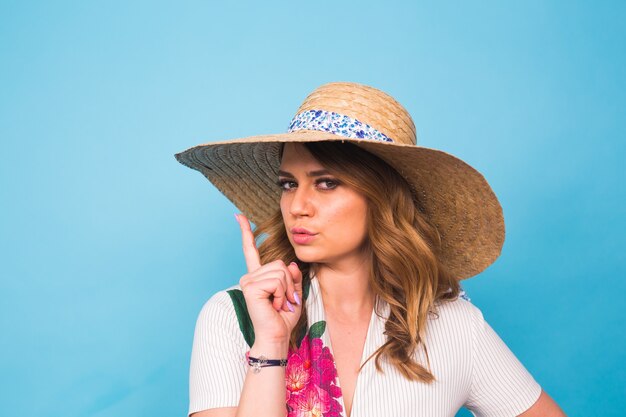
[235,213,303,346]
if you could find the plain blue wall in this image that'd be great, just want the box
[1,1,624,416]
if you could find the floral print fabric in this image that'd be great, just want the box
[285,322,343,417]
[287,109,395,143]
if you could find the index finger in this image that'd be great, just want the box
[235,213,262,272]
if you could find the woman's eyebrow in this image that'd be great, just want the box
[277,169,331,178]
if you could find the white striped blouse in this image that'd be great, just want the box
[189,275,542,417]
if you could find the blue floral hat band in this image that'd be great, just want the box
[287,109,394,143]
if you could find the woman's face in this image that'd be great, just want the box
[278,143,369,266]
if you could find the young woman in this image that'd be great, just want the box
[176,82,566,417]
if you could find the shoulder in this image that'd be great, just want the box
[193,283,246,343]
[430,295,484,328]
[424,296,486,350]
[197,283,242,317]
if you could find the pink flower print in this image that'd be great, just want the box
[310,337,324,360]
[285,322,343,417]
[286,350,311,395]
[289,387,330,417]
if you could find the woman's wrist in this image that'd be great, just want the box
[249,340,289,359]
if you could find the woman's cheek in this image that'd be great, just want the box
[334,206,367,243]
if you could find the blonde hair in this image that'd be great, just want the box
[253,142,461,383]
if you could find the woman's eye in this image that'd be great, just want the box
[317,178,339,190]
[276,179,297,191]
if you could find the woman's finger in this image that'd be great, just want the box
[266,260,298,305]
[241,260,298,305]
[245,277,288,311]
[287,262,303,305]
[241,268,294,312]
[235,214,261,272]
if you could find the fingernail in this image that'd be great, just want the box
[286,300,295,312]
[293,291,301,306]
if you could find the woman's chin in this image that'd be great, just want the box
[292,248,324,264]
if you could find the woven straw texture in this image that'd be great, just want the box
[175,82,504,279]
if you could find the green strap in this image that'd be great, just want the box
[226,289,256,348]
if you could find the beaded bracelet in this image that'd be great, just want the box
[247,355,288,373]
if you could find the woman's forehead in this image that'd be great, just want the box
[279,143,323,169]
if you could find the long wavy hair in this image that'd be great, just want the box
[252,141,461,383]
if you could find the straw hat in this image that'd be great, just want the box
[174,81,504,279]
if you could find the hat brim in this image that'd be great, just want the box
[175,130,504,279]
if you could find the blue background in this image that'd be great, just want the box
[1,1,624,416]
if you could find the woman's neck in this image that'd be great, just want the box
[313,258,374,320]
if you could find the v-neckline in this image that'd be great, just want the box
[310,276,379,417]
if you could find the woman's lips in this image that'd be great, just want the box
[292,233,317,244]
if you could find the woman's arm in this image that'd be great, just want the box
[190,215,303,417]
[188,215,303,417]
[235,340,290,417]
[190,340,289,417]
[518,390,567,417]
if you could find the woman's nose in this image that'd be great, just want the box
[289,186,314,217]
